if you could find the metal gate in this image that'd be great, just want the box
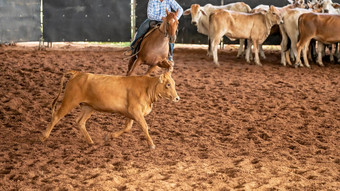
[43,0,131,42]
[0,0,41,43]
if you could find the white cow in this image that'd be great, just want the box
[250,1,307,65]
[183,2,252,58]
[279,8,312,66]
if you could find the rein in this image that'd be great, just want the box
[158,21,168,38]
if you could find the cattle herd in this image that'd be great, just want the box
[41,0,340,148]
[184,0,340,68]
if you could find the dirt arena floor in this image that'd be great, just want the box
[0,43,339,190]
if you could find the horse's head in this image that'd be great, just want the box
[162,9,179,43]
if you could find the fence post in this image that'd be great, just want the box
[220,0,224,49]
[39,0,44,49]
[131,0,136,42]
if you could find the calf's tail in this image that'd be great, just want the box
[51,70,79,116]
[208,13,215,53]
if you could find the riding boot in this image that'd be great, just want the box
[169,43,175,64]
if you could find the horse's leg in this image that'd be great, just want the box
[127,57,142,76]
[127,56,136,75]
[145,65,158,76]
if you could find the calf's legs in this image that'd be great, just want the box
[40,100,79,142]
[253,40,262,66]
[76,105,95,144]
[296,36,312,68]
[112,119,134,138]
[237,39,245,58]
[134,115,155,149]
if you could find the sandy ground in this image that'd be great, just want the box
[0,43,339,190]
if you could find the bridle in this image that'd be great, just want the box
[158,15,178,42]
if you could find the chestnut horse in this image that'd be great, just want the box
[127,9,179,76]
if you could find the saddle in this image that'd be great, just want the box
[131,21,162,55]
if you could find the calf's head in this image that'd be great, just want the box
[321,0,335,13]
[183,4,207,26]
[267,5,284,25]
[156,71,180,102]
[288,0,307,8]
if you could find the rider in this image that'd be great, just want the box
[130,0,183,62]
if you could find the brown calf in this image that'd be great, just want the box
[40,71,180,149]
[295,13,340,68]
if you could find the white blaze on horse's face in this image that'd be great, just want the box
[166,12,179,43]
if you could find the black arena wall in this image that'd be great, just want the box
[43,0,130,42]
[0,0,41,43]
[2,0,340,44]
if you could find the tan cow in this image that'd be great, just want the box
[295,12,340,68]
[40,70,180,149]
[251,2,308,66]
[209,6,283,66]
[183,2,251,58]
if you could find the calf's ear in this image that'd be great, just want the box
[200,9,207,16]
[183,8,191,15]
[159,74,164,83]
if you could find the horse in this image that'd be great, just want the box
[126,9,179,76]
